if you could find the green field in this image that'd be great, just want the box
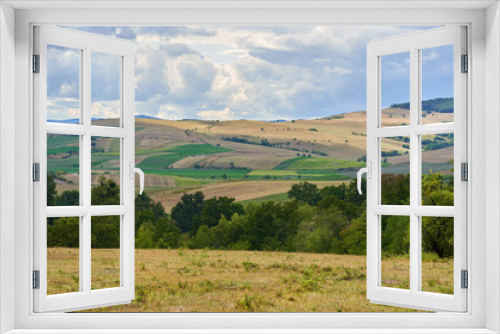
[137,154,185,169]
[167,144,232,155]
[239,192,290,205]
[48,154,79,174]
[286,157,366,170]
[142,168,249,179]
[171,176,206,187]
[245,173,348,181]
[273,157,308,170]
[249,170,298,176]
[47,135,79,147]
[47,146,80,155]
[137,144,233,170]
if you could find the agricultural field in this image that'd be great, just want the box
[46,106,454,208]
[45,248,452,312]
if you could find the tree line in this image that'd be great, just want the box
[391,97,454,114]
[47,172,454,258]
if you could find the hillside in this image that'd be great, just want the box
[47,107,454,210]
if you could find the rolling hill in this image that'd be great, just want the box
[47,105,455,210]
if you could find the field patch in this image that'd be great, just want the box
[273,157,309,170]
[239,192,291,205]
[47,146,80,155]
[47,135,79,147]
[173,155,290,170]
[167,144,232,156]
[249,170,298,176]
[143,168,249,179]
[286,157,365,170]
[137,144,233,170]
[137,154,184,169]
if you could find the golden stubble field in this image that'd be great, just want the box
[47,248,453,313]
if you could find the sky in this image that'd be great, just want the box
[47,26,453,121]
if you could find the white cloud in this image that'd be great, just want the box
[47,97,80,120]
[422,51,440,63]
[52,25,438,120]
[197,107,233,120]
[329,66,352,75]
[91,101,121,119]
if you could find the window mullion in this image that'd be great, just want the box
[82,47,92,294]
[409,46,420,295]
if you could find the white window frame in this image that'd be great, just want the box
[1,1,499,333]
[33,25,136,313]
[365,26,468,312]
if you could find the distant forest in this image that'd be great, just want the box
[47,173,454,259]
[391,97,454,114]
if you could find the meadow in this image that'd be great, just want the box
[46,248,453,312]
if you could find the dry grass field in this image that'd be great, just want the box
[46,248,453,313]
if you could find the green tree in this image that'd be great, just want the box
[56,190,79,206]
[342,212,367,255]
[382,215,410,255]
[421,173,454,257]
[135,192,166,232]
[154,217,181,249]
[381,174,410,205]
[135,222,156,249]
[91,176,120,205]
[91,215,120,248]
[243,201,281,250]
[192,225,213,249]
[288,182,321,205]
[191,196,244,234]
[47,173,57,206]
[171,191,205,233]
[210,214,247,249]
[47,217,79,247]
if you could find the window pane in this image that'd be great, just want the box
[380,52,410,127]
[381,215,410,290]
[91,137,121,205]
[47,134,80,206]
[421,216,454,295]
[91,216,121,290]
[421,45,454,124]
[381,136,410,205]
[91,52,121,127]
[47,217,80,295]
[421,134,454,206]
[47,45,80,124]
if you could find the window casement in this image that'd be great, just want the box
[363,26,468,312]
[33,26,138,312]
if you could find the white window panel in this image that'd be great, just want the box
[33,26,136,313]
[365,26,467,312]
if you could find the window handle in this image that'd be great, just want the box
[129,162,145,194]
[357,162,371,195]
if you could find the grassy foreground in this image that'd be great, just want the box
[47,248,453,313]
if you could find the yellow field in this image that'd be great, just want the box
[46,248,453,313]
[128,108,452,163]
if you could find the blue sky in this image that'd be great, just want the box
[47,26,453,121]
